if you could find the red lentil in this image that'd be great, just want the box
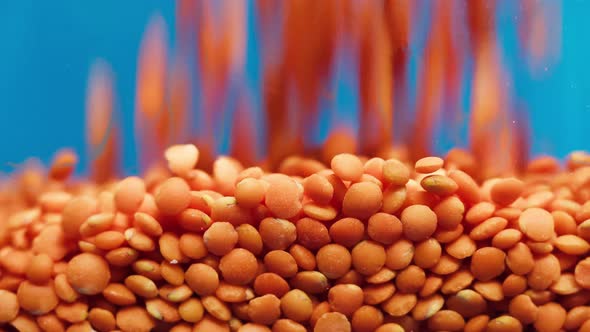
[401,204,438,242]
[115,176,146,214]
[342,182,383,219]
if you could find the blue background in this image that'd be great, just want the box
[0,1,588,176]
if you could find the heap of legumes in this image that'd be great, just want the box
[1,145,590,332]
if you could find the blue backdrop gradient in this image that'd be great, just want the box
[0,1,588,176]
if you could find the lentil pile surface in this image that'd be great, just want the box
[1,146,590,332]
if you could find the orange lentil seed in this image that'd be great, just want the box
[446,234,477,259]
[473,280,504,301]
[413,238,442,269]
[509,294,538,325]
[178,297,205,323]
[236,224,263,255]
[351,240,386,276]
[441,269,474,295]
[179,207,212,232]
[289,244,317,271]
[469,216,508,241]
[401,204,438,242]
[264,175,302,219]
[415,156,444,173]
[88,308,116,332]
[202,295,232,321]
[102,283,137,306]
[114,176,146,214]
[133,212,163,237]
[385,239,415,271]
[26,253,53,284]
[363,283,395,305]
[62,196,98,240]
[342,182,383,219]
[314,312,351,332]
[490,178,524,206]
[304,174,334,205]
[374,323,405,332]
[382,159,410,186]
[331,153,364,182]
[574,257,590,289]
[215,282,254,303]
[254,273,290,298]
[434,224,465,243]
[0,290,19,323]
[247,294,282,325]
[17,280,59,315]
[37,313,65,332]
[132,259,163,281]
[470,247,506,281]
[420,276,443,297]
[534,302,567,332]
[382,292,417,317]
[79,212,114,237]
[54,273,80,303]
[66,253,110,295]
[564,306,590,330]
[179,233,208,260]
[316,244,352,279]
[160,284,193,303]
[427,310,465,331]
[290,271,329,294]
[367,213,402,245]
[328,284,364,316]
[412,294,445,320]
[105,247,139,267]
[164,144,199,176]
[280,289,313,322]
[329,217,364,248]
[220,248,259,285]
[519,207,555,242]
[396,263,427,292]
[447,170,481,204]
[352,305,384,332]
[186,263,220,296]
[116,306,156,332]
[259,217,297,250]
[528,254,561,290]
[445,289,487,318]
[55,301,88,323]
[430,255,462,275]
[11,313,42,332]
[146,297,181,323]
[502,274,528,297]
[491,228,523,249]
[295,217,331,250]
[506,242,535,275]
[124,275,158,298]
[420,175,458,196]
[486,315,523,332]
[155,177,191,216]
[434,196,465,230]
[204,222,239,256]
[381,185,406,216]
[554,234,590,255]
[95,230,126,250]
[264,250,298,278]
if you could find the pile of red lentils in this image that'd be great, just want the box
[1,145,590,332]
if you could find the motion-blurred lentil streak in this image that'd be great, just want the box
[2,1,586,332]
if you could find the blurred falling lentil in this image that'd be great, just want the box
[2,1,587,332]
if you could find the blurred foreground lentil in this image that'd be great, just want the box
[2,146,590,331]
